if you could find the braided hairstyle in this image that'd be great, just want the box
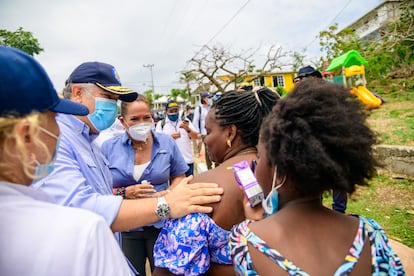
[260,79,378,196]
[213,87,280,147]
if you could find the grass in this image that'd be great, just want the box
[324,80,414,248]
[367,101,414,146]
[323,173,414,248]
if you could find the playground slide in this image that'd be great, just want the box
[350,86,382,109]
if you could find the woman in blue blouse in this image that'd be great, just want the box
[101,95,188,276]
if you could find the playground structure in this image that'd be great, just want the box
[324,50,383,109]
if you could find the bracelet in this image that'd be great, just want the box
[114,187,126,198]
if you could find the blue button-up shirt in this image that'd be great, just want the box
[101,130,188,229]
[31,114,122,225]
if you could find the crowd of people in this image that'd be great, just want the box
[0,46,405,276]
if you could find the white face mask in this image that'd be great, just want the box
[127,122,152,142]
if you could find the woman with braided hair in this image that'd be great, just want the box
[153,87,280,276]
[229,79,405,275]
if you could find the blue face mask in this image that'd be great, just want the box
[262,168,284,216]
[87,98,118,131]
[34,127,60,178]
[207,98,213,106]
[167,113,179,122]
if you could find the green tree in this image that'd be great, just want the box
[318,1,414,82]
[170,88,188,100]
[179,71,197,102]
[318,23,363,65]
[143,90,154,106]
[0,27,43,56]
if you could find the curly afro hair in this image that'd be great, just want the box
[260,79,378,196]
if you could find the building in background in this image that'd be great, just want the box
[341,0,402,41]
[218,70,295,93]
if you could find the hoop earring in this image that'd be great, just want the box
[226,139,232,148]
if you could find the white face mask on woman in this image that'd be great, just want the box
[127,122,152,142]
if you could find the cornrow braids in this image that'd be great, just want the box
[213,87,280,146]
[260,79,378,196]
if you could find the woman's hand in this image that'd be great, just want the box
[243,197,265,221]
[165,175,223,218]
[238,186,265,221]
[125,183,156,199]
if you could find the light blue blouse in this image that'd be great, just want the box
[101,130,188,230]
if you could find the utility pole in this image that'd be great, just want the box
[143,64,155,99]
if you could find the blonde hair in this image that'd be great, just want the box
[0,112,52,180]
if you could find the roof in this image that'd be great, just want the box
[325,50,368,72]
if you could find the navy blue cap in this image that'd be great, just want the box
[166,100,179,111]
[66,61,138,102]
[297,65,322,79]
[0,47,89,117]
[201,92,212,98]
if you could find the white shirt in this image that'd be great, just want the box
[0,182,132,276]
[94,118,125,148]
[155,117,195,164]
[192,105,210,135]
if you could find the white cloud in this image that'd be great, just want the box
[0,0,382,94]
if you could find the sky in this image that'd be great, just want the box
[0,0,383,94]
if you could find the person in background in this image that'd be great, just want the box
[153,88,280,276]
[236,82,253,91]
[94,116,124,147]
[31,61,223,275]
[183,103,194,122]
[102,95,188,275]
[0,46,132,275]
[293,65,323,83]
[155,100,201,177]
[294,65,348,213]
[213,91,223,101]
[230,79,405,275]
[193,92,214,170]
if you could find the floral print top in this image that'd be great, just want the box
[229,215,405,276]
[154,213,232,276]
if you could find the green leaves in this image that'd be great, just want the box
[0,27,43,56]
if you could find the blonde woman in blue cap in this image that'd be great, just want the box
[0,46,133,275]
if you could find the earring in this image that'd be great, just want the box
[226,139,232,148]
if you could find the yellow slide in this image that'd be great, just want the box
[350,86,382,109]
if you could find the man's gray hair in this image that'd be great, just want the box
[62,83,95,99]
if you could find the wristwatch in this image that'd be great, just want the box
[155,196,170,219]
